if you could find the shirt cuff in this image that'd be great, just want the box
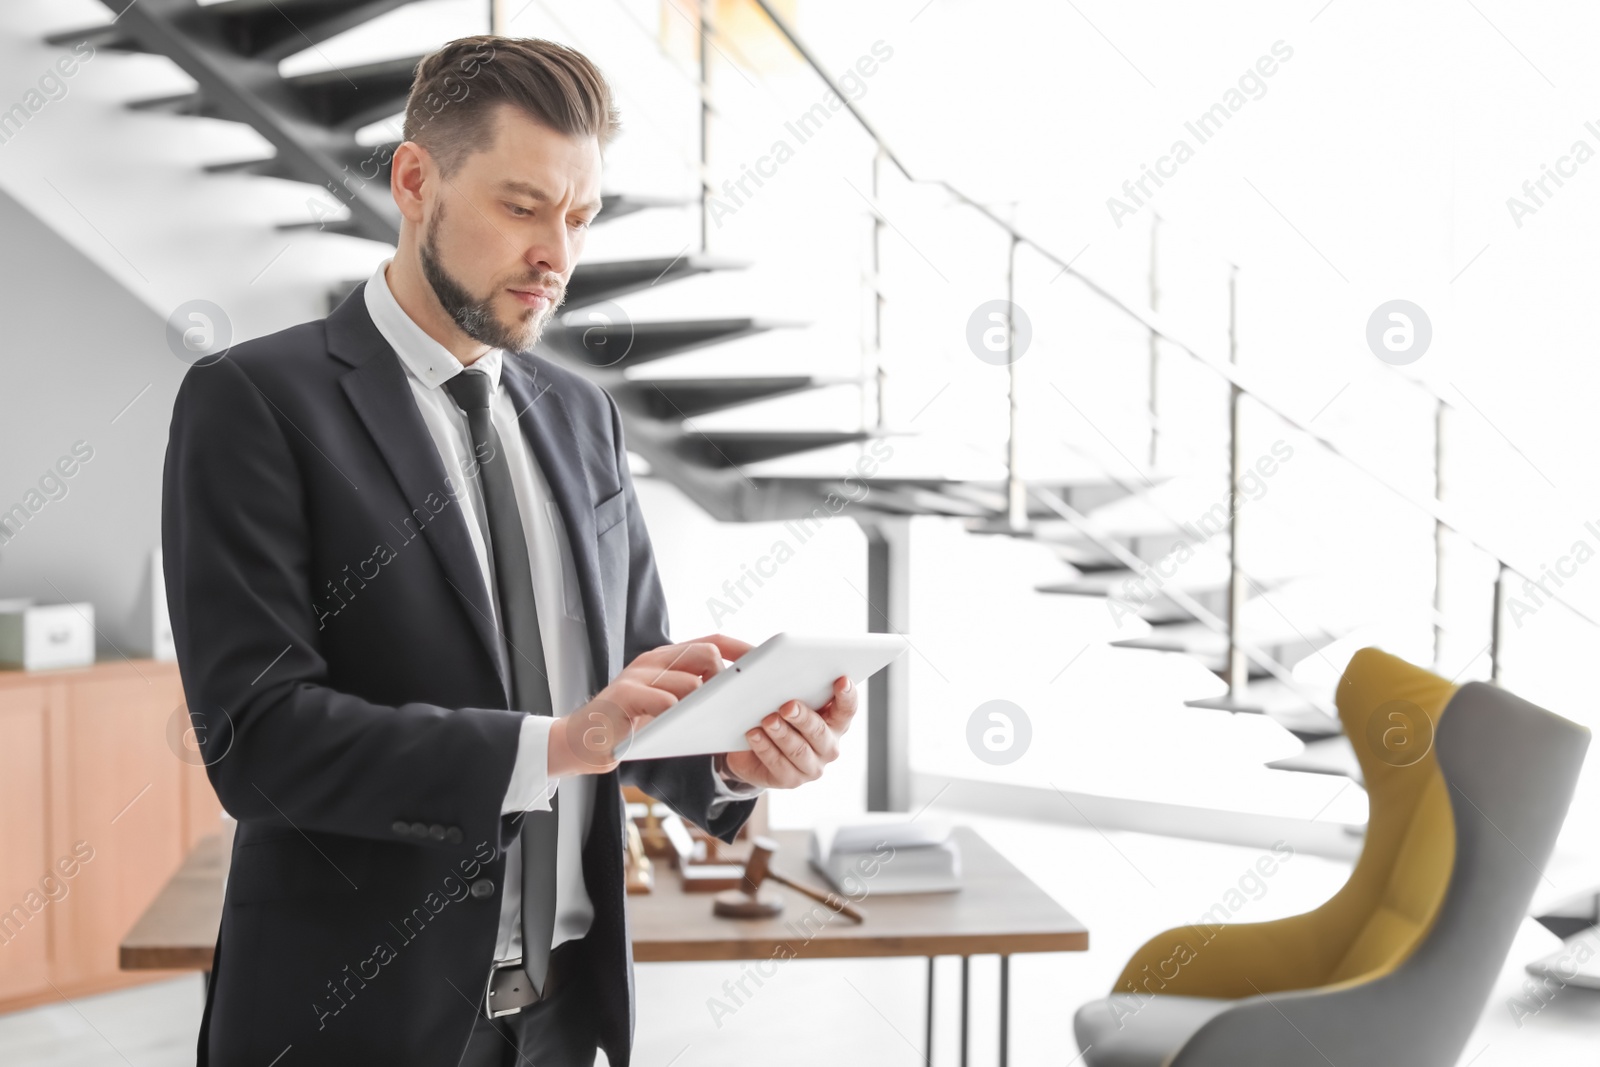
[710,753,763,799]
[501,714,559,814]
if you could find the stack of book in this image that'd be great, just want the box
[809,815,961,895]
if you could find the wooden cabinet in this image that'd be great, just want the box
[0,683,49,1003]
[0,661,220,1014]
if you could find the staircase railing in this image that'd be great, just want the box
[730,0,1599,693]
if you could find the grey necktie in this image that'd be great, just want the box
[442,368,560,998]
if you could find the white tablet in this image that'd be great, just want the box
[618,632,910,761]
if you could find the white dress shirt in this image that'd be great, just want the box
[363,257,758,966]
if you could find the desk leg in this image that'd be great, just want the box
[999,955,1010,1067]
[925,957,935,1063]
[960,955,970,1067]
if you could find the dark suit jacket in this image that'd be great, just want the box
[161,281,756,1066]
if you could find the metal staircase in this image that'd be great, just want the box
[38,0,1600,844]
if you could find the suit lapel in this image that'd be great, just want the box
[328,284,508,700]
[501,356,612,689]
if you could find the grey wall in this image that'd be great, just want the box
[0,184,187,654]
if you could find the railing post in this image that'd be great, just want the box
[1225,265,1247,695]
[1490,560,1507,684]
[1005,233,1026,530]
[698,0,713,252]
[870,147,886,430]
[1147,213,1161,469]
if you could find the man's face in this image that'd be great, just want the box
[418,103,602,353]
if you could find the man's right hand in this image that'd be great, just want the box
[547,633,753,777]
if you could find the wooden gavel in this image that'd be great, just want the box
[711,835,866,923]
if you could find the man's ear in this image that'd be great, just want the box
[390,141,431,224]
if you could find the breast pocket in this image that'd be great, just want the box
[593,486,627,537]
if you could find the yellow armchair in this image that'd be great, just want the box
[1074,647,1589,1067]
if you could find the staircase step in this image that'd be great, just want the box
[126,91,214,119]
[1110,640,1275,682]
[564,255,747,309]
[51,1,424,63]
[128,52,424,132]
[616,375,848,418]
[850,476,1136,520]
[598,193,693,223]
[267,179,687,221]
[215,138,399,182]
[1048,530,1206,571]
[1527,931,1600,990]
[539,317,800,371]
[1267,737,1361,780]
[1110,619,1326,659]
[283,216,370,239]
[288,53,423,130]
[755,478,993,518]
[680,430,879,468]
[1184,677,1328,714]
[1186,683,1343,743]
[1037,568,1233,624]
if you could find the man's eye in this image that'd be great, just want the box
[571,218,592,230]
[507,203,531,217]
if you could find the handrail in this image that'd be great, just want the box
[740,0,1599,635]
[744,0,918,183]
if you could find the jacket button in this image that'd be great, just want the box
[469,879,495,899]
[445,827,463,845]
[428,824,446,841]
[392,820,409,836]
[410,822,429,839]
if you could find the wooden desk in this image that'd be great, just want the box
[631,827,1086,1065]
[633,828,1086,960]
[120,831,227,972]
[123,826,1085,1065]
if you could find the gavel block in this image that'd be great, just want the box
[680,864,746,893]
[709,835,865,923]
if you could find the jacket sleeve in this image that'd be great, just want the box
[602,390,759,844]
[161,355,524,852]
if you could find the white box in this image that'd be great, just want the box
[0,602,95,670]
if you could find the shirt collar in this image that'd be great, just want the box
[363,256,503,391]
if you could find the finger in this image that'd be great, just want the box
[761,707,823,778]
[686,632,755,661]
[611,679,678,723]
[638,640,729,682]
[627,667,704,700]
[821,676,858,729]
[744,725,804,787]
[781,700,839,763]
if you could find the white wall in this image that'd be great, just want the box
[0,184,184,653]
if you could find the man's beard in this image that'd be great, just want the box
[418,203,565,354]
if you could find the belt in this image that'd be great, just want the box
[484,957,544,1019]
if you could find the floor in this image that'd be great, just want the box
[5,813,1598,1066]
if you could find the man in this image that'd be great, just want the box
[162,35,856,1066]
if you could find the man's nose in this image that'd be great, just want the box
[526,222,573,279]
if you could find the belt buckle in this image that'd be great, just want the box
[485,957,542,1019]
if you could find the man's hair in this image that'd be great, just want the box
[401,35,620,177]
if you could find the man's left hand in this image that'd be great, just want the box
[721,674,857,789]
